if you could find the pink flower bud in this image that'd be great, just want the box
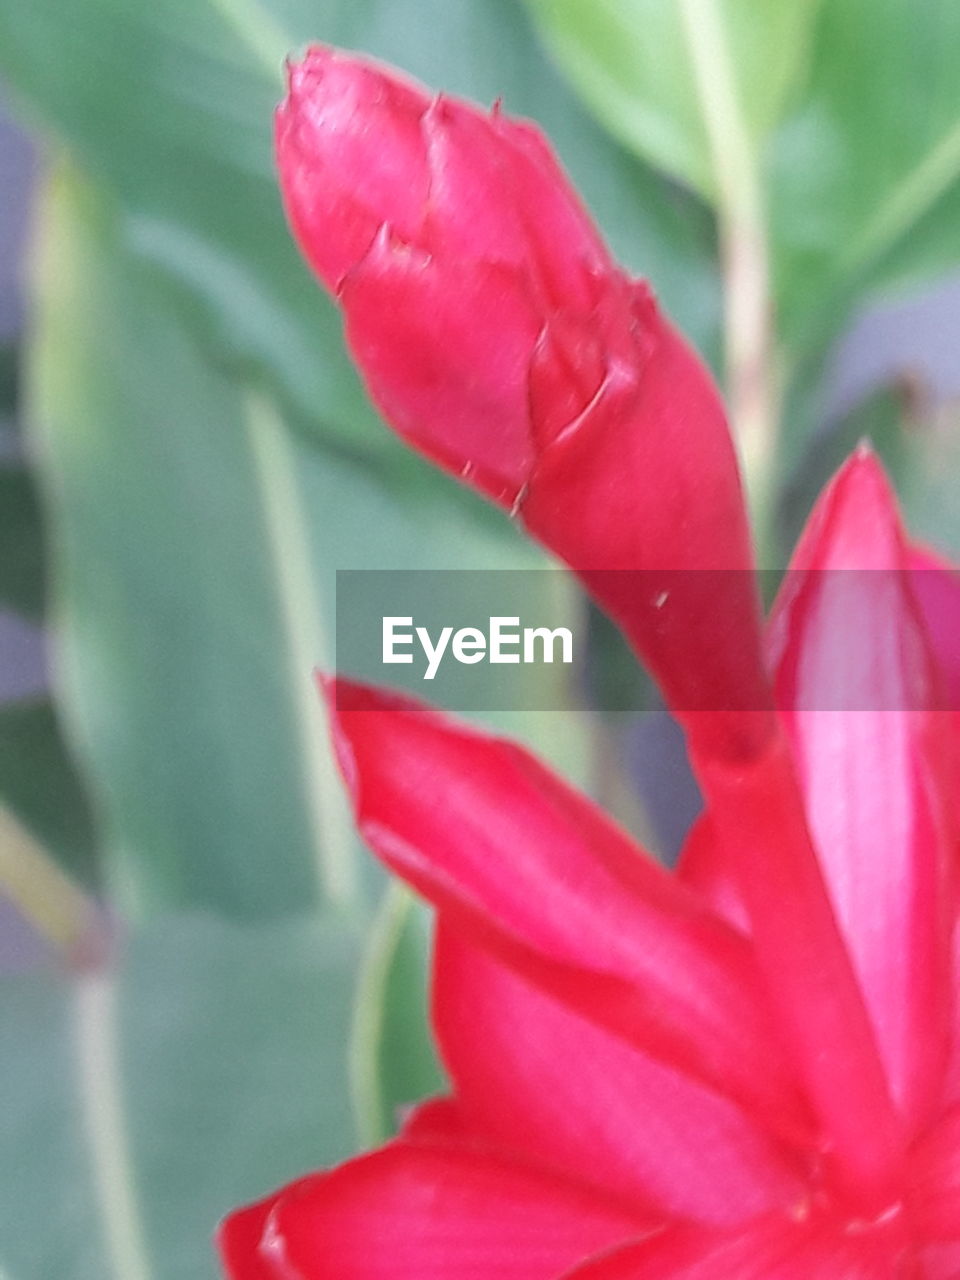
[276,48,773,759]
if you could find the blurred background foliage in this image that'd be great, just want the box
[0,0,959,1275]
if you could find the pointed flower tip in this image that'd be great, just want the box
[837,439,891,494]
[323,670,442,721]
[799,447,905,571]
[313,667,335,702]
[830,444,903,531]
[323,675,420,716]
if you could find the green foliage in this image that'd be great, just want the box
[0,1,958,1275]
[0,913,363,1279]
[30,173,336,919]
[525,0,821,199]
[0,698,99,890]
[772,0,960,352]
[525,0,960,473]
[0,0,718,439]
[0,463,45,620]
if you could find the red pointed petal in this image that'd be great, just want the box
[907,544,960,709]
[698,731,902,1204]
[488,111,613,308]
[218,1194,287,1280]
[921,1242,960,1279]
[675,814,748,933]
[275,47,431,291]
[327,677,807,1131]
[432,923,804,1224]
[340,236,539,503]
[906,1103,960,1241]
[942,922,960,1107]
[260,1144,648,1279]
[522,294,775,763]
[400,1095,476,1146]
[559,1214,901,1279]
[769,450,955,1124]
[421,96,532,263]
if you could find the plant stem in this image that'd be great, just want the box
[348,881,413,1146]
[74,972,153,1280]
[244,392,360,912]
[0,801,104,963]
[678,0,779,562]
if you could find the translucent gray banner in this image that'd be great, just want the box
[334,568,960,712]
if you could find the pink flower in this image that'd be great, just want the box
[275,46,770,762]
[219,48,960,1278]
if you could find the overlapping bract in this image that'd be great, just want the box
[221,47,960,1280]
[276,45,770,761]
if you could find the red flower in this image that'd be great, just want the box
[219,48,960,1278]
[275,45,770,763]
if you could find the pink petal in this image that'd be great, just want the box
[327,678,808,1134]
[217,1194,287,1279]
[276,47,432,290]
[489,110,613,309]
[921,1242,960,1279]
[769,449,955,1125]
[558,1213,903,1279]
[432,923,805,1224]
[420,96,534,267]
[675,814,748,933]
[258,1144,649,1279]
[340,231,539,503]
[522,290,776,764]
[907,544,960,710]
[697,730,903,1204]
[942,921,960,1107]
[906,1103,960,1240]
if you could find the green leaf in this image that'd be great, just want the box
[0,911,363,1280]
[523,0,821,200]
[773,0,960,358]
[0,0,383,454]
[29,170,342,919]
[0,461,45,621]
[0,698,100,890]
[0,0,717,438]
[28,164,598,919]
[350,885,445,1146]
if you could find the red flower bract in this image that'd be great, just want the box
[220,47,960,1279]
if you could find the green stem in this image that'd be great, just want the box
[678,0,779,562]
[842,119,960,280]
[74,972,153,1280]
[0,801,103,963]
[348,881,413,1146]
[244,392,360,912]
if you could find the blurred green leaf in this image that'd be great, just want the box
[0,911,363,1280]
[0,0,383,454]
[0,461,45,620]
[29,170,340,918]
[779,386,909,555]
[0,698,100,890]
[350,885,444,1146]
[884,399,960,557]
[0,344,17,415]
[523,0,821,201]
[28,165,596,919]
[773,0,960,359]
[0,0,718,440]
